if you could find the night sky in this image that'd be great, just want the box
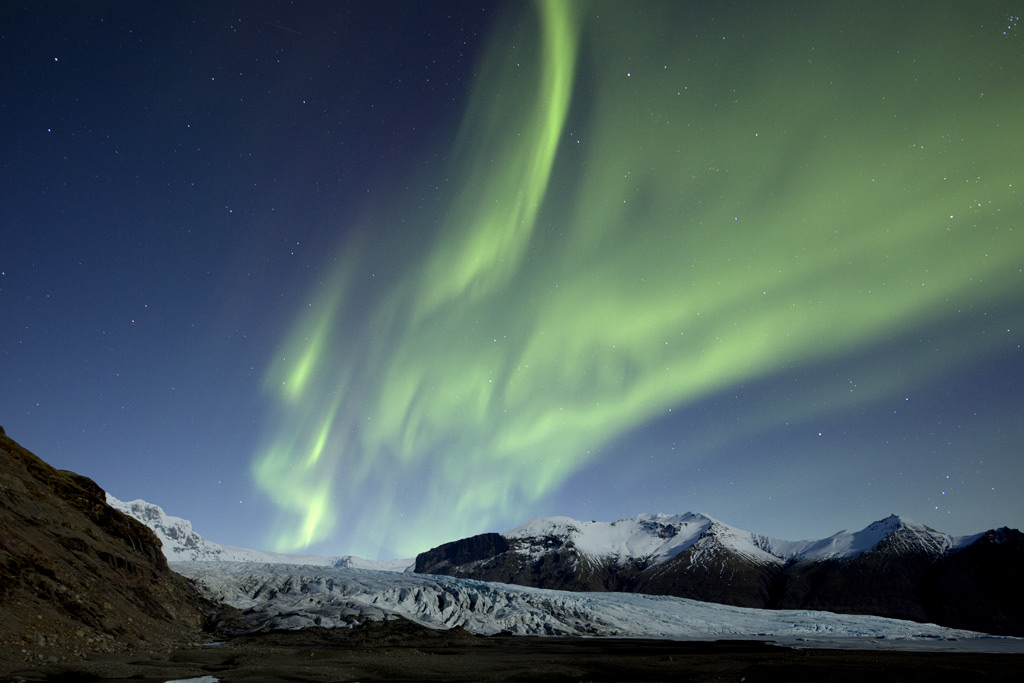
[3,1,1022,560]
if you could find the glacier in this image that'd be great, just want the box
[174,561,1021,652]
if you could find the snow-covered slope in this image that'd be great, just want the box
[498,513,789,578]
[507,513,714,564]
[174,560,1010,650]
[503,512,976,568]
[107,494,412,571]
[772,514,975,562]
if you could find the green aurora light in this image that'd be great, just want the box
[253,1,1023,557]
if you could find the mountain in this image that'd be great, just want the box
[415,512,1024,636]
[0,428,217,669]
[107,495,413,572]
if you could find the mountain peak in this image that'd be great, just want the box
[107,495,414,571]
[789,514,956,562]
[107,495,226,562]
[505,513,718,565]
[869,513,917,531]
[868,515,956,556]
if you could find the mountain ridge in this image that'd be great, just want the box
[106,495,414,572]
[415,511,1024,636]
[436,511,976,571]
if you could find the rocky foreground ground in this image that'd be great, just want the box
[2,619,1023,682]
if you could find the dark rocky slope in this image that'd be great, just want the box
[0,427,218,671]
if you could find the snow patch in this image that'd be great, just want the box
[778,515,970,562]
[505,513,715,565]
[107,494,412,571]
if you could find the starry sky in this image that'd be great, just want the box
[3,1,1022,560]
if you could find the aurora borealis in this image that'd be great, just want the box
[3,2,1022,560]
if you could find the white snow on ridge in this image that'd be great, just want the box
[506,512,983,567]
[768,515,977,562]
[506,513,716,564]
[112,492,987,574]
[174,561,1017,651]
[107,495,229,563]
[107,494,412,572]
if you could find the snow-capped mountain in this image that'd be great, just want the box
[414,511,973,582]
[415,512,1024,637]
[502,512,793,570]
[781,514,971,562]
[499,512,973,567]
[503,513,718,564]
[106,495,413,572]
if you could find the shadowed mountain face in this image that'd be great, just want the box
[415,515,1024,637]
[0,428,217,670]
[922,528,1024,636]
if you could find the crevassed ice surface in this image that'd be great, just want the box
[176,561,996,645]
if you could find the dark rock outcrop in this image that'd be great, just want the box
[415,532,510,573]
[921,527,1024,636]
[418,531,634,592]
[634,537,778,608]
[0,430,218,671]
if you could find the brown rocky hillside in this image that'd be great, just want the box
[0,427,217,671]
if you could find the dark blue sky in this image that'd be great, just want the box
[3,2,1022,559]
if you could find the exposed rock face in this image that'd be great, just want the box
[0,430,217,670]
[415,517,1024,636]
[922,527,1024,636]
[768,526,1024,634]
[421,533,630,592]
[633,532,780,608]
[772,551,939,624]
[415,532,510,574]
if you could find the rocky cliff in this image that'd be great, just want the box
[0,428,218,670]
